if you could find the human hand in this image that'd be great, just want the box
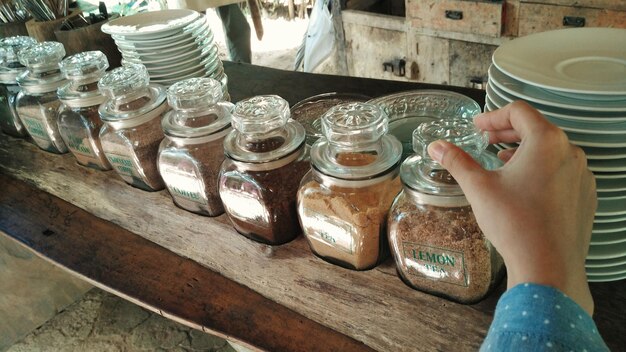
[427,101,597,314]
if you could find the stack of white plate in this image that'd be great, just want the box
[486,27,626,282]
[102,9,229,98]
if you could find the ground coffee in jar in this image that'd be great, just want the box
[158,78,233,216]
[297,102,402,270]
[98,63,167,191]
[219,95,310,245]
[15,41,68,153]
[57,51,112,170]
[0,36,37,138]
[387,118,504,304]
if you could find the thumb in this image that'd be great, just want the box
[427,140,488,195]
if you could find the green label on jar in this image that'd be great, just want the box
[21,115,50,140]
[66,134,94,157]
[402,242,468,287]
[106,153,136,179]
[161,165,207,205]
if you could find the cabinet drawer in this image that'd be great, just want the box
[519,3,626,36]
[407,0,504,38]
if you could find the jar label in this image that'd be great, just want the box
[301,209,356,254]
[402,242,468,287]
[20,115,53,148]
[106,153,136,181]
[66,134,95,157]
[220,189,269,226]
[161,165,207,205]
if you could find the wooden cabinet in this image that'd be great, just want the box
[339,0,626,89]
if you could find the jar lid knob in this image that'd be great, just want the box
[167,77,222,111]
[18,41,65,69]
[0,36,37,66]
[98,63,149,99]
[231,95,289,135]
[60,51,109,80]
[413,118,488,163]
[321,102,388,147]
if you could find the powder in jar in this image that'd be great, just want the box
[100,108,166,191]
[298,172,401,270]
[158,135,227,216]
[16,93,67,153]
[58,104,112,170]
[387,197,504,303]
[220,156,310,244]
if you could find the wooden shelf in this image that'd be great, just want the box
[1,63,624,351]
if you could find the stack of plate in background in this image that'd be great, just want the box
[102,9,229,99]
[486,27,626,282]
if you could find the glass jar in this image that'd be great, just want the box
[218,95,310,245]
[15,41,68,154]
[57,51,112,170]
[158,78,233,216]
[0,36,37,138]
[98,63,167,191]
[387,118,504,304]
[297,102,402,270]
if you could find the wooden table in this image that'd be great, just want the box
[1,63,624,352]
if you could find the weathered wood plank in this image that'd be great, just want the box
[519,2,626,37]
[407,0,505,38]
[0,175,374,352]
[520,0,626,12]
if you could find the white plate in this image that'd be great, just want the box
[597,197,626,216]
[587,240,626,259]
[595,213,626,224]
[585,262,626,275]
[492,27,626,95]
[489,65,626,112]
[587,272,626,282]
[582,146,626,160]
[102,9,200,39]
[117,32,213,57]
[598,190,626,200]
[586,255,626,268]
[594,172,626,180]
[596,177,626,192]
[591,232,626,245]
[486,83,626,123]
[587,159,626,172]
[593,220,626,234]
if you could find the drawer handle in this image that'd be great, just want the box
[563,16,585,27]
[445,10,463,20]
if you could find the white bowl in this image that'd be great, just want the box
[102,9,200,39]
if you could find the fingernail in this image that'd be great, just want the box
[428,140,446,162]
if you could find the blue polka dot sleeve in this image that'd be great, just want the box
[480,283,609,352]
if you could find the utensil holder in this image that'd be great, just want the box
[54,14,122,68]
[25,10,80,42]
[0,20,29,37]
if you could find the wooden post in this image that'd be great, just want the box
[288,0,295,20]
[330,0,348,75]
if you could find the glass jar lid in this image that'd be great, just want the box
[223,95,305,163]
[401,117,502,199]
[60,51,109,81]
[98,63,167,122]
[18,41,65,71]
[0,36,37,68]
[57,51,109,104]
[162,77,232,139]
[0,36,36,84]
[310,102,402,180]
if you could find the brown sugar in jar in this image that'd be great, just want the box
[98,63,167,191]
[387,118,504,304]
[297,102,403,270]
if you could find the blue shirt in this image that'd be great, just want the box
[481,283,609,351]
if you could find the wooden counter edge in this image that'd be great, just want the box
[0,173,375,352]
